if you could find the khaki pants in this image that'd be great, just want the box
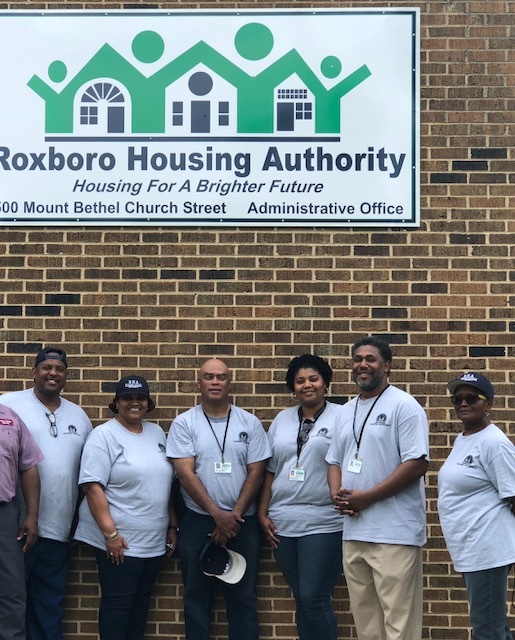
[343,540,423,640]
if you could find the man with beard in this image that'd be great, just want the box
[326,336,429,640]
[1,347,92,640]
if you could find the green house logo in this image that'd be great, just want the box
[28,22,371,139]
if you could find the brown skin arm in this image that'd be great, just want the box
[257,470,279,549]
[330,457,428,516]
[173,457,267,546]
[18,466,40,552]
[82,482,128,565]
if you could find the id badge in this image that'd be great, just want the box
[214,462,232,474]
[289,467,306,482]
[347,458,363,474]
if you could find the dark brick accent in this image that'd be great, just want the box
[372,308,409,318]
[7,342,42,353]
[45,294,81,304]
[470,321,507,331]
[0,306,22,316]
[450,234,486,245]
[430,173,467,183]
[161,270,196,279]
[452,160,488,171]
[469,346,506,357]
[122,270,158,280]
[471,148,507,159]
[199,270,235,280]
[26,306,61,316]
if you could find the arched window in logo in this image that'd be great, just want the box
[79,82,125,133]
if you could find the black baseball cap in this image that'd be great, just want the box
[34,347,68,368]
[114,376,150,399]
[198,539,246,584]
[447,372,495,399]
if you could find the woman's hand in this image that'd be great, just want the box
[259,514,280,549]
[166,528,178,557]
[105,534,129,565]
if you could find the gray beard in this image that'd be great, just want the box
[355,376,381,393]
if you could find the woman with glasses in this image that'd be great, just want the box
[438,372,515,640]
[74,376,176,640]
[258,354,344,640]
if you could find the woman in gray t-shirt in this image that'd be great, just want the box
[258,355,344,640]
[75,375,176,640]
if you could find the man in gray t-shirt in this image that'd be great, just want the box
[326,336,429,640]
[1,347,92,640]
[167,358,270,640]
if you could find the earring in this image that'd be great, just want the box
[292,393,297,400]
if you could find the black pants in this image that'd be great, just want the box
[93,548,163,640]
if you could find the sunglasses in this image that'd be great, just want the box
[297,418,315,445]
[451,393,487,407]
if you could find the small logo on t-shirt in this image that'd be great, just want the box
[64,425,78,435]
[458,455,474,467]
[235,431,249,444]
[314,427,331,439]
[158,443,166,453]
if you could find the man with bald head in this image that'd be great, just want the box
[167,359,270,640]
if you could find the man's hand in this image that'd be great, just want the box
[211,510,242,545]
[17,514,38,552]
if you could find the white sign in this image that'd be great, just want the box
[0,9,420,227]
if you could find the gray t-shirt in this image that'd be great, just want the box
[438,424,515,572]
[166,404,271,516]
[1,388,92,542]
[326,385,429,547]
[267,402,345,537]
[75,418,174,558]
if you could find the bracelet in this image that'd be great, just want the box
[104,530,119,541]
[168,525,179,531]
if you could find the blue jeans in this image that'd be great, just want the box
[273,532,342,640]
[462,564,513,640]
[178,508,260,640]
[25,537,70,640]
[93,548,163,640]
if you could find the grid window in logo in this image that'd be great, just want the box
[278,89,308,100]
[295,102,313,120]
[80,105,98,125]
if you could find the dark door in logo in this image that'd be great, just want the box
[277,102,294,131]
[108,106,124,133]
[191,101,210,133]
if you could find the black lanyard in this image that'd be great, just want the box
[296,402,327,464]
[203,407,231,463]
[352,385,389,459]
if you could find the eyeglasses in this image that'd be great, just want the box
[297,418,315,445]
[451,393,487,407]
[46,412,57,437]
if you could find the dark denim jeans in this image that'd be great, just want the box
[462,564,513,640]
[178,508,260,640]
[93,548,163,640]
[273,532,343,640]
[25,537,70,640]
